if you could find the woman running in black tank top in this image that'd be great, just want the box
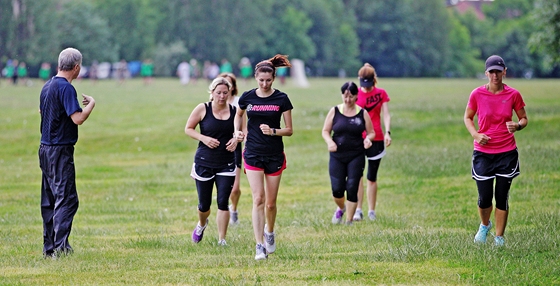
[185,77,239,246]
[322,82,375,225]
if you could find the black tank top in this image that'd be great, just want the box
[331,105,366,154]
[194,102,236,168]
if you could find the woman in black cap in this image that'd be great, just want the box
[464,55,528,247]
[354,63,392,221]
[322,81,375,225]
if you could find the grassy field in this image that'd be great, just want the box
[0,76,558,285]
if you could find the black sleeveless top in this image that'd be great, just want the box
[194,102,236,168]
[331,105,366,155]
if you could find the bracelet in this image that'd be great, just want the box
[386,131,391,135]
[516,122,522,131]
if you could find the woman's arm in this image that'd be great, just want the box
[464,106,490,145]
[506,107,528,133]
[381,102,391,147]
[233,107,245,141]
[322,108,337,152]
[185,103,220,149]
[278,109,293,137]
[363,111,375,149]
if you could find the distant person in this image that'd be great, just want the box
[190,59,200,84]
[17,61,30,86]
[276,66,288,85]
[39,62,52,83]
[89,60,99,84]
[202,61,211,82]
[115,59,127,85]
[3,60,14,84]
[140,59,154,85]
[217,72,244,225]
[185,77,239,246]
[220,58,233,74]
[39,47,96,258]
[464,55,528,247]
[322,82,375,225]
[239,57,252,84]
[233,54,293,260]
[177,60,191,85]
[9,59,19,85]
[208,62,220,81]
[354,63,392,221]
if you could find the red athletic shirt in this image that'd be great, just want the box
[356,87,390,141]
[467,84,525,154]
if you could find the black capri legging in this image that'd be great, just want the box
[329,151,365,203]
[192,164,235,212]
[472,149,519,211]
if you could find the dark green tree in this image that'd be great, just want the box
[58,1,117,65]
[295,0,360,76]
[92,0,160,61]
[446,13,483,77]
[268,5,316,60]
[530,0,560,65]
[350,0,450,77]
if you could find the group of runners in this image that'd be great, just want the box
[38,47,527,260]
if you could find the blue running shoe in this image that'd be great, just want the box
[494,236,505,247]
[474,221,492,243]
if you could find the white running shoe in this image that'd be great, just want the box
[368,210,376,221]
[218,239,227,246]
[264,224,276,254]
[353,209,363,221]
[255,243,268,260]
[229,205,239,225]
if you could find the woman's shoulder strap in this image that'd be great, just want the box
[336,104,361,115]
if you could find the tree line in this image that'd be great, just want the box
[0,0,558,78]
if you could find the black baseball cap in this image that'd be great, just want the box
[359,77,374,88]
[485,55,506,72]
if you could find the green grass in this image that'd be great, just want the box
[0,77,559,285]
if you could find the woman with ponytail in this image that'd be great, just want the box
[354,63,392,221]
[233,54,293,260]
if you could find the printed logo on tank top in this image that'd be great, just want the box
[246,104,280,112]
[365,93,382,111]
[349,117,363,126]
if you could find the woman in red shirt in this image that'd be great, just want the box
[354,63,392,221]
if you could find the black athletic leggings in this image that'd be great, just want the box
[196,175,235,212]
[366,158,382,182]
[476,176,512,211]
[329,152,365,203]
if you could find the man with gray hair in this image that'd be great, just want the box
[39,47,96,258]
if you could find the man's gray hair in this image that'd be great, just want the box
[58,48,82,71]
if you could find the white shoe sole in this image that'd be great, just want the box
[255,254,267,260]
